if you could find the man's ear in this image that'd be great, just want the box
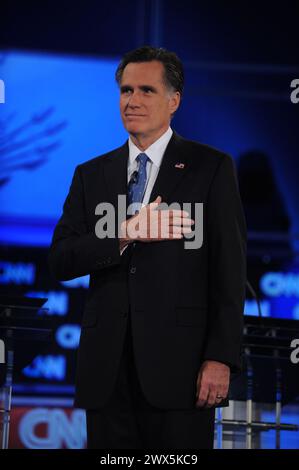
[169,91,181,115]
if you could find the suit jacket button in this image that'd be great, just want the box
[130,266,136,274]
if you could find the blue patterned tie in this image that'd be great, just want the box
[127,153,149,215]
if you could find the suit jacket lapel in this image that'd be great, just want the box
[149,131,192,203]
[103,141,129,209]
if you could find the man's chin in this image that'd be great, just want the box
[125,124,145,135]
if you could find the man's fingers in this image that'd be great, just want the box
[170,233,184,239]
[157,222,192,238]
[158,212,194,228]
[206,388,217,408]
[163,209,191,219]
[216,385,229,401]
[147,195,162,210]
[197,384,219,408]
[196,386,209,408]
[206,386,228,408]
[195,361,230,409]
[171,216,195,226]
[148,201,161,211]
[196,377,209,408]
[198,384,228,408]
[134,198,195,241]
[171,225,193,235]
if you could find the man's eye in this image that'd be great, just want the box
[144,88,152,93]
[122,88,132,94]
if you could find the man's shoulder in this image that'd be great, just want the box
[175,133,232,168]
[76,142,127,173]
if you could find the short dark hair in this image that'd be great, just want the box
[115,45,184,96]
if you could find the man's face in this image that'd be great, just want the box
[119,60,180,140]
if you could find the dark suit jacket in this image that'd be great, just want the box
[48,131,247,410]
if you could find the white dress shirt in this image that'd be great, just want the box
[121,126,173,254]
[127,126,173,204]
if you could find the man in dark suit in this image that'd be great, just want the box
[48,46,247,449]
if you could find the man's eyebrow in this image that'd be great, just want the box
[120,85,133,91]
[139,85,157,92]
[120,84,158,92]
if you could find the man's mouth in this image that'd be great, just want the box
[125,114,146,117]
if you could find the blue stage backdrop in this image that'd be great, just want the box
[0,50,127,245]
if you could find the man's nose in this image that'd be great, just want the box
[127,91,141,107]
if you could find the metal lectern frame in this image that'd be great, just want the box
[0,296,51,449]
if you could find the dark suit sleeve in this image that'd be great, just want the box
[48,164,121,281]
[203,153,247,372]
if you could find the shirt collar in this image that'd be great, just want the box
[128,127,173,168]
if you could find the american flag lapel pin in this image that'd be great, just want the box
[175,162,185,169]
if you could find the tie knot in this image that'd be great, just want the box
[136,153,149,167]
